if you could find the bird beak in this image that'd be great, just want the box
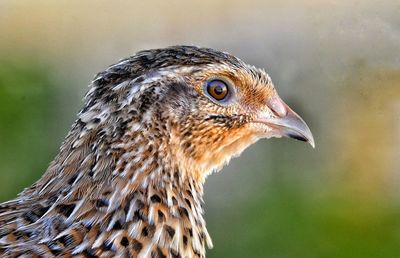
[257,95,315,148]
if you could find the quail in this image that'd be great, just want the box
[0,46,314,257]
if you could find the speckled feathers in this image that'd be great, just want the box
[0,46,309,258]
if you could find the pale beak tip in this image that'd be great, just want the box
[287,129,315,148]
[309,137,315,149]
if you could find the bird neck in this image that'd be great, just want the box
[24,117,213,256]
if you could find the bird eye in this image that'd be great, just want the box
[206,79,229,101]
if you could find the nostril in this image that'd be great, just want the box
[267,96,287,117]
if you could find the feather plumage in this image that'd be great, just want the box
[0,46,313,257]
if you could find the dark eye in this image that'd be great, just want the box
[206,79,229,101]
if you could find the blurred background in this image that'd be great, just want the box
[0,0,399,257]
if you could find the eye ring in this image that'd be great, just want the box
[205,79,230,102]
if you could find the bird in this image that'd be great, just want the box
[0,46,314,258]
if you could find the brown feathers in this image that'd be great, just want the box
[0,46,313,257]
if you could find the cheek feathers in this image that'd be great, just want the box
[237,80,275,112]
[196,127,262,176]
[178,120,261,178]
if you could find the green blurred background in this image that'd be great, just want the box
[0,1,399,257]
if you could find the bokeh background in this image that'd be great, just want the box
[1,0,400,257]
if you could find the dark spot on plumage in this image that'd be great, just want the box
[92,117,101,124]
[199,235,204,245]
[178,207,189,217]
[96,68,132,88]
[170,249,181,258]
[103,240,113,251]
[173,171,180,181]
[22,211,38,223]
[123,202,131,214]
[82,249,99,258]
[199,231,206,239]
[186,190,193,198]
[184,198,192,208]
[48,245,62,256]
[84,223,92,231]
[75,118,86,127]
[104,92,117,103]
[109,163,117,175]
[132,239,143,252]
[103,190,112,196]
[128,109,138,117]
[46,195,58,206]
[88,170,94,177]
[56,203,75,218]
[134,160,144,172]
[95,199,109,208]
[41,217,65,238]
[204,115,227,122]
[183,235,188,246]
[139,88,155,114]
[30,205,49,219]
[172,197,178,205]
[197,232,205,245]
[58,235,75,246]
[13,231,23,240]
[152,247,167,258]
[183,131,192,138]
[26,230,34,238]
[112,220,123,230]
[90,84,109,102]
[194,249,202,257]
[150,194,162,203]
[67,174,79,185]
[165,225,175,238]
[60,187,70,197]
[157,210,165,221]
[142,224,155,238]
[96,130,106,140]
[138,55,153,68]
[81,102,91,114]
[188,228,193,237]
[182,142,191,150]
[204,114,242,129]
[115,120,129,137]
[120,236,129,247]
[117,166,124,174]
[136,199,145,209]
[141,226,149,237]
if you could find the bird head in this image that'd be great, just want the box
[8,46,314,257]
[82,46,314,182]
